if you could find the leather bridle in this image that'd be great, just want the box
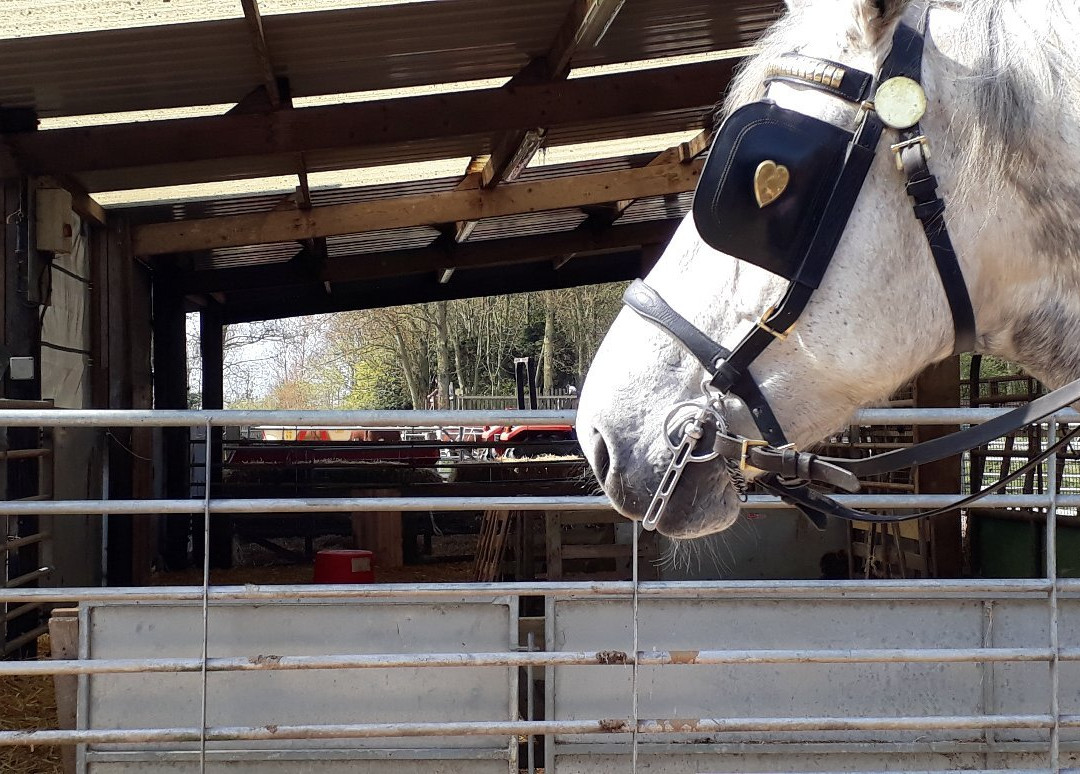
[623,6,1080,531]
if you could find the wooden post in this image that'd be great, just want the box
[914,356,964,577]
[48,608,79,774]
[153,269,191,570]
[350,488,404,568]
[199,303,232,569]
[128,239,155,585]
[98,218,156,585]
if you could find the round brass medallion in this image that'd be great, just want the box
[874,76,927,130]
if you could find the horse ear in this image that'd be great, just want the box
[855,0,911,42]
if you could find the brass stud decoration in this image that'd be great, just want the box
[874,76,928,130]
[754,160,790,208]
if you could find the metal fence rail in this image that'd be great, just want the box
[0,407,1075,774]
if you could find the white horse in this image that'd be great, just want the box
[576,0,1080,538]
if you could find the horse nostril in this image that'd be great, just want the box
[589,427,612,484]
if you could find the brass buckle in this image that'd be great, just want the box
[890,135,930,171]
[756,306,793,342]
[739,439,770,472]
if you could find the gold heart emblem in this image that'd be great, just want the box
[754,160,790,208]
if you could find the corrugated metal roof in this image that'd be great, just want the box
[0,0,567,117]
[0,0,778,118]
[586,0,783,65]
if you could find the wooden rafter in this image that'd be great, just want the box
[239,0,282,109]
[581,129,712,226]
[238,0,316,211]
[546,0,627,79]
[1,60,736,182]
[452,0,629,243]
[132,159,703,256]
[483,0,629,186]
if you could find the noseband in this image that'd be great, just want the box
[624,7,1080,531]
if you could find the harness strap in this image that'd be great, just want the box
[621,280,792,446]
[756,424,1080,526]
[887,15,978,354]
[901,150,978,353]
[724,372,1080,481]
[623,281,730,369]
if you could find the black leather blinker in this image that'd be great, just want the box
[692,101,853,287]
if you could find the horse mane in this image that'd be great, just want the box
[950,0,1080,259]
[719,0,1080,258]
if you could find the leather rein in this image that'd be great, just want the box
[623,8,1080,532]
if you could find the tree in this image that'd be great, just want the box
[203,282,631,409]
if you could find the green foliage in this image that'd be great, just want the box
[217,283,630,409]
[371,367,412,410]
[960,352,1024,380]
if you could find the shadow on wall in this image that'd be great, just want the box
[655,512,849,581]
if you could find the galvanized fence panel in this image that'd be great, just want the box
[0,407,1074,774]
[79,597,517,772]
[547,592,1080,771]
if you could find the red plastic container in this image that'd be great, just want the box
[313,550,375,584]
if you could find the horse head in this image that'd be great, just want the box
[577,0,1080,538]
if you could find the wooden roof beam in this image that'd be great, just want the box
[1,59,736,180]
[482,0,629,186]
[453,1,627,240]
[239,0,282,109]
[239,1,319,214]
[133,159,703,256]
[581,129,712,226]
[546,0,627,79]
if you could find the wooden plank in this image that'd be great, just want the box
[584,129,712,225]
[129,256,155,585]
[240,0,282,109]
[546,0,627,77]
[3,59,736,181]
[35,175,106,226]
[474,510,514,582]
[103,219,137,586]
[134,160,702,255]
[555,511,623,526]
[458,1,626,236]
[200,303,232,571]
[153,269,193,570]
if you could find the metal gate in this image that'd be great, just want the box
[0,405,1076,774]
